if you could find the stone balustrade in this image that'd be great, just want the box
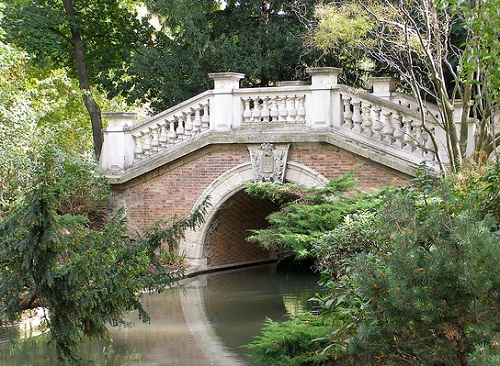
[99,67,457,174]
[241,95,307,125]
[132,96,210,159]
[338,87,439,159]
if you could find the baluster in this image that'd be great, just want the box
[392,113,404,148]
[133,131,143,159]
[176,114,185,141]
[286,96,297,123]
[159,120,168,146]
[193,108,202,134]
[412,123,423,153]
[278,97,288,123]
[201,102,210,131]
[424,127,434,153]
[251,98,261,123]
[403,119,414,151]
[424,127,435,157]
[261,97,270,123]
[372,107,383,140]
[150,124,159,152]
[243,98,252,123]
[342,96,353,128]
[362,103,373,136]
[381,111,394,144]
[142,128,152,156]
[168,118,177,144]
[270,97,279,123]
[419,128,429,156]
[352,100,362,132]
[184,111,193,137]
[296,96,306,123]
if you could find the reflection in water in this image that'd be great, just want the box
[0,262,319,366]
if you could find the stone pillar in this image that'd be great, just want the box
[99,112,136,172]
[370,77,398,99]
[306,67,342,129]
[208,72,245,131]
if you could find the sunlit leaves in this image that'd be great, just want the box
[2,0,150,93]
[314,3,374,52]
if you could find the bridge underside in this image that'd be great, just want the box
[204,190,280,267]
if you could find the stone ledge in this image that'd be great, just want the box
[105,128,424,185]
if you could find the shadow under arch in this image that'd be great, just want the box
[174,162,327,366]
[180,161,328,269]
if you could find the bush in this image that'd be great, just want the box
[245,313,333,366]
[317,165,500,365]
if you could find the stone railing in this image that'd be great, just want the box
[100,67,458,174]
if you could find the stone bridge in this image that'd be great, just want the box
[99,67,466,271]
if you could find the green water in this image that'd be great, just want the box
[0,262,320,366]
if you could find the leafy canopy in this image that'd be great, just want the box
[2,0,151,96]
[125,0,331,111]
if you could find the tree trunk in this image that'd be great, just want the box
[61,0,103,158]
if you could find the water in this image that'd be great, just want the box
[0,262,320,366]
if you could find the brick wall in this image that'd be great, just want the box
[110,142,409,267]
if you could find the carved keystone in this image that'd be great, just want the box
[247,143,290,184]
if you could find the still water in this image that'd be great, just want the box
[1,262,320,366]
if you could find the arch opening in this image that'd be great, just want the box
[180,161,328,270]
[204,189,280,267]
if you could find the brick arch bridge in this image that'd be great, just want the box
[100,67,461,271]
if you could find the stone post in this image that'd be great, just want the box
[306,67,342,129]
[99,112,136,172]
[370,77,398,99]
[208,72,245,131]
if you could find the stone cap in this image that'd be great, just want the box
[209,72,245,90]
[306,67,343,88]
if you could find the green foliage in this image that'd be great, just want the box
[124,0,332,111]
[245,313,333,366]
[0,41,94,214]
[314,165,500,365]
[1,0,151,96]
[0,147,209,365]
[450,0,500,105]
[245,170,383,259]
[314,3,374,51]
[313,211,381,278]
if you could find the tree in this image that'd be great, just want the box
[244,170,383,259]
[311,0,500,172]
[0,36,210,363]
[453,0,500,159]
[2,0,151,157]
[125,0,330,111]
[0,147,209,365]
[311,165,500,365]
[246,164,500,365]
[0,40,91,213]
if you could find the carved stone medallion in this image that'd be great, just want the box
[247,143,290,183]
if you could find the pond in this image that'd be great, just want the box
[0,261,321,365]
